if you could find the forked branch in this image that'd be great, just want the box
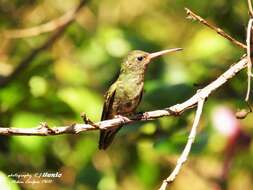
[0,4,250,190]
[159,99,205,190]
[0,57,247,136]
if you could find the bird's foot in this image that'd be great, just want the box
[135,111,149,120]
[165,108,180,116]
[127,111,149,120]
[80,112,100,129]
[114,115,130,122]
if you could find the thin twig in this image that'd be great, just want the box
[185,8,247,50]
[245,18,253,101]
[159,98,205,190]
[248,0,253,18]
[3,5,82,39]
[0,57,247,136]
[0,0,86,87]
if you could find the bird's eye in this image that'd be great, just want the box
[136,56,144,61]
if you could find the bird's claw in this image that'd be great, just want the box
[135,112,149,120]
[165,108,180,116]
[114,115,129,122]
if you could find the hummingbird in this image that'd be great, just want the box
[99,48,182,149]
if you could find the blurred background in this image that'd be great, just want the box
[0,0,252,190]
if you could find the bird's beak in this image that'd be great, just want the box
[148,48,183,59]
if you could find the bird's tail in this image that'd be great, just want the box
[99,125,122,149]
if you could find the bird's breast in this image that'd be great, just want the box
[113,79,144,115]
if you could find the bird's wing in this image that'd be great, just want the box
[101,83,117,121]
[99,83,119,149]
[137,89,144,107]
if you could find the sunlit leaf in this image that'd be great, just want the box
[0,171,20,190]
[57,87,102,120]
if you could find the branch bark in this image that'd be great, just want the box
[185,8,247,49]
[159,99,205,190]
[245,18,253,101]
[0,57,247,136]
[248,0,253,18]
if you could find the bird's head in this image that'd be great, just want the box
[121,48,182,74]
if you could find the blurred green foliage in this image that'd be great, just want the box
[0,0,253,190]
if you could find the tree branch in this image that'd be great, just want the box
[3,3,83,39]
[248,0,253,18]
[159,98,205,190]
[0,57,247,136]
[245,18,253,101]
[185,8,247,49]
[0,0,86,87]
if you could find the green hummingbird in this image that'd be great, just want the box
[99,48,182,149]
